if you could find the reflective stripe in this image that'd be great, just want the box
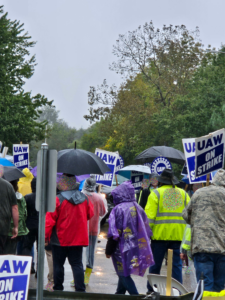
[155,220,186,225]
[148,219,155,224]
[185,193,187,207]
[184,240,191,245]
[157,212,183,217]
[153,189,160,200]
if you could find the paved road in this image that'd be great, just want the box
[30,223,196,294]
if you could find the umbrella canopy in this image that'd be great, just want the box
[118,165,151,174]
[57,149,110,176]
[181,175,189,184]
[135,146,185,165]
[31,166,90,183]
[0,158,14,167]
[3,166,25,182]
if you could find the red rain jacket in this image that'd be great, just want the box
[45,190,94,246]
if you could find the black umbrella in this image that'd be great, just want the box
[135,146,185,165]
[3,166,25,182]
[57,149,111,176]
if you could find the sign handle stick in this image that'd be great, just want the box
[166,249,173,296]
[184,184,188,191]
[36,143,48,300]
[115,174,119,186]
[206,173,210,186]
[98,184,102,193]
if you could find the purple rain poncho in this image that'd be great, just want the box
[108,181,154,277]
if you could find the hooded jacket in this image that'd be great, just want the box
[182,169,225,255]
[107,181,154,277]
[18,168,34,196]
[45,188,94,247]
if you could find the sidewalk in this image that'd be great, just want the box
[30,223,196,294]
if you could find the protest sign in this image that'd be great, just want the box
[195,129,225,177]
[13,145,29,169]
[115,155,124,174]
[151,156,172,175]
[95,149,119,187]
[183,138,212,184]
[131,171,143,191]
[0,255,32,300]
[144,162,151,169]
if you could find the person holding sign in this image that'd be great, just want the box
[182,169,225,292]
[145,169,190,293]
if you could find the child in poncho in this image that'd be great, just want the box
[105,181,154,295]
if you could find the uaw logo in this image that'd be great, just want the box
[130,206,137,217]
[151,156,172,175]
[131,256,139,268]
[116,261,123,271]
[138,237,147,249]
[123,227,133,239]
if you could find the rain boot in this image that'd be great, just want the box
[84,267,92,285]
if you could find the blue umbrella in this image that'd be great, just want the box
[181,175,189,184]
[0,158,14,166]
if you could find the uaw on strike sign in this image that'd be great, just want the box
[0,256,32,300]
[195,129,225,177]
[13,145,29,169]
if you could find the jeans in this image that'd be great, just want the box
[147,240,182,292]
[194,253,225,292]
[52,245,85,292]
[116,276,139,295]
[86,235,97,269]
[22,228,38,256]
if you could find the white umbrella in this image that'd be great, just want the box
[119,165,151,174]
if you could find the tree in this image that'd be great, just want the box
[85,22,203,122]
[0,6,53,148]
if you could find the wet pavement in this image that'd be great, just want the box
[30,223,197,294]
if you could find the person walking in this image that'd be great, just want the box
[0,167,19,254]
[182,169,225,292]
[82,177,107,285]
[45,174,94,292]
[3,179,29,254]
[105,181,155,295]
[145,169,190,293]
[22,178,39,276]
[139,175,158,209]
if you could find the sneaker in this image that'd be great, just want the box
[45,282,54,292]
[70,280,75,287]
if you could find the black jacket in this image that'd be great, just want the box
[24,192,39,230]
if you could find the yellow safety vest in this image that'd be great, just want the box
[181,225,191,251]
[145,185,190,241]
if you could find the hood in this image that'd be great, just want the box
[31,178,36,193]
[111,181,136,205]
[60,190,88,205]
[212,169,225,186]
[22,168,34,181]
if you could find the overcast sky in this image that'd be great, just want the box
[2,0,225,129]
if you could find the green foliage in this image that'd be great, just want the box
[0,6,53,148]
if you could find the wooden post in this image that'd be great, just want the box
[206,173,210,186]
[166,249,173,296]
[98,184,102,193]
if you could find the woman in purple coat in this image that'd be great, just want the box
[105,181,154,295]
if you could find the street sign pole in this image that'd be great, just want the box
[36,143,48,300]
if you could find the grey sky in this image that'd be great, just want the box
[2,0,225,129]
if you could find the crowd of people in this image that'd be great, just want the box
[1,164,225,295]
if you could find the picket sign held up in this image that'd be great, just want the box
[195,128,225,178]
[95,149,119,187]
[182,138,212,184]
